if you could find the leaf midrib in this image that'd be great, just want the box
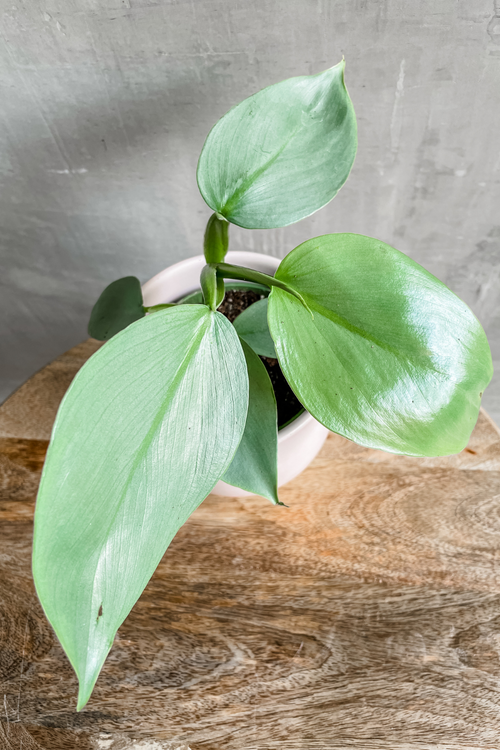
[221,126,300,217]
[82,309,211,672]
[274,289,466,388]
[300,294,405,358]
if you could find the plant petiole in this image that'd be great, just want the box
[200,264,225,311]
[204,213,229,264]
[214,262,313,317]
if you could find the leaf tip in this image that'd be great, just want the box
[274,499,289,508]
[75,659,104,712]
[74,633,113,712]
[329,57,346,75]
[267,488,287,507]
[76,684,91,712]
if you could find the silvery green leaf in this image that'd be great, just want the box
[223,339,279,504]
[233,298,277,359]
[197,62,357,229]
[33,305,248,710]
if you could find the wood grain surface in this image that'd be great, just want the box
[1,340,500,749]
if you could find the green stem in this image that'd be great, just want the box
[143,303,176,313]
[215,262,312,315]
[200,264,225,311]
[204,213,229,264]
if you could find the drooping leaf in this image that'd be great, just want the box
[268,233,493,457]
[233,298,277,358]
[88,276,145,340]
[197,61,357,229]
[222,339,280,504]
[33,305,248,710]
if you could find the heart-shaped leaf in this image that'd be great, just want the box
[233,298,277,359]
[197,61,357,229]
[88,276,145,340]
[33,305,248,710]
[222,339,279,504]
[268,234,493,456]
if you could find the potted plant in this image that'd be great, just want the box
[32,61,493,711]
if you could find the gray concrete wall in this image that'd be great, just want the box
[1,0,499,425]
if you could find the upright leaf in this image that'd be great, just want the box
[233,298,277,358]
[88,276,145,340]
[197,61,357,229]
[33,306,248,710]
[222,339,280,504]
[268,234,493,456]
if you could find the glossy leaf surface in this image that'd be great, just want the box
[222,339,279,504]
[33,306,248,710]
[233,298,277,358]
[268,234,493,456]
[197,62,357,229]
[88,276,144,340]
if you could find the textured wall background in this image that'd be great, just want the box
[1,0,499,424]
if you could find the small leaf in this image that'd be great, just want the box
[197,61,357,229]
[233,298,277,359]
[268,233,493,457]
[88,276,145,340]
[222,339,280,504]
[33,306,248,710]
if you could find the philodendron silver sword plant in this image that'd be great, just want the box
[32,61,493,710]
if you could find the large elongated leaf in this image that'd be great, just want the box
[222,339,279,504]
[33,305,248,710]
[268,234,493,456]
[233,298,277,358]
[88,276,144,340]
[197,61,357,229]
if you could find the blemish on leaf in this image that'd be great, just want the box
[97,603,103,622]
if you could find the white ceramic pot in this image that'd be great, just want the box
[142,251,329,497]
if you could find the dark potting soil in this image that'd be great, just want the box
[217,288,262,323]
[260,356,304,428]
[218,289,304,428]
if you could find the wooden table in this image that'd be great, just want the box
[1,340,500,750]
